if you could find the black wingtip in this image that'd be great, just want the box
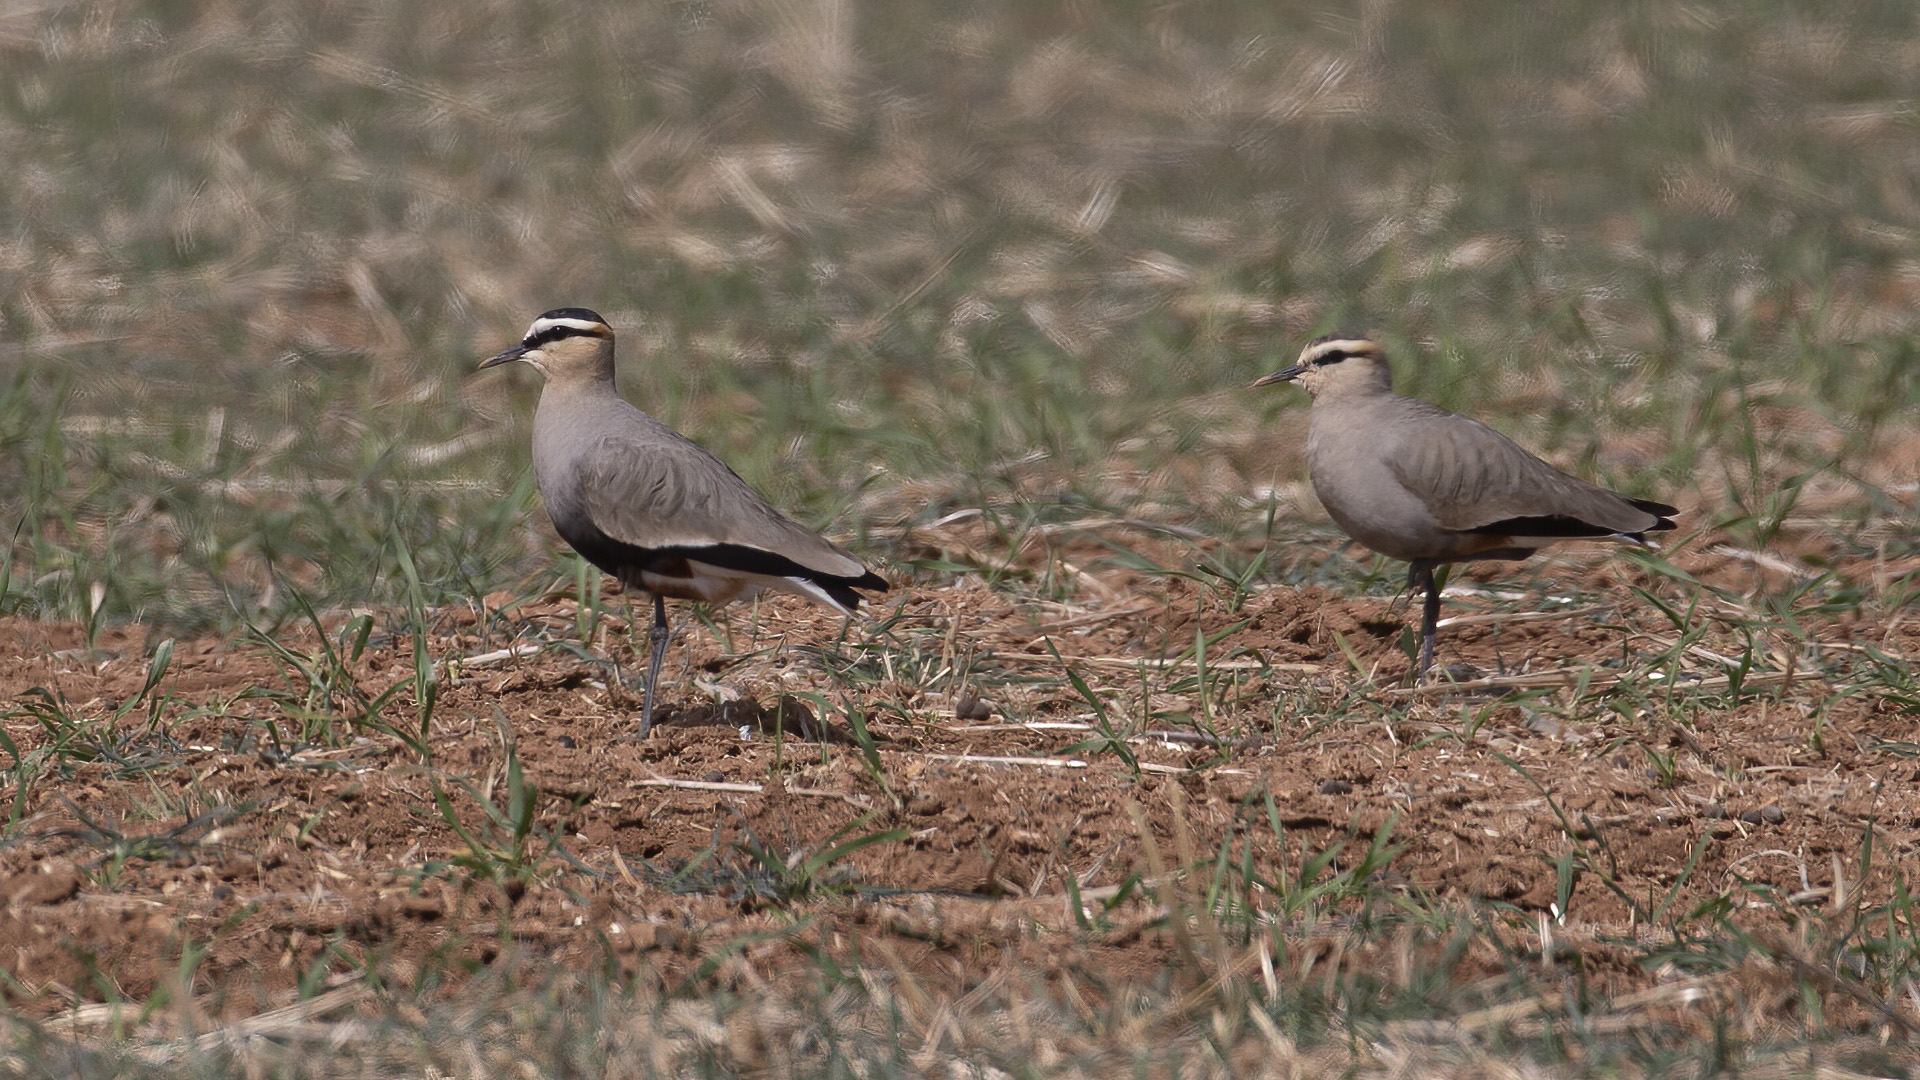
[1627,497,1680,531]
[823,570,889,611]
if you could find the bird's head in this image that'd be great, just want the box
[1251,334,1393,399]
[478,308,615,381]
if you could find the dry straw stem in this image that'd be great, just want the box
[923,752,1246,777]
[1390,974,1728,1042]
[44,980,374,1057]
[1386,666,1804,698]
[631,776,874,807]
[990,652,1319,673]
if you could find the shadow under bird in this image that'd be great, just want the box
[1253,335,1677,681]
[479,308,887,735]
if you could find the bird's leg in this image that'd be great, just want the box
[1409,560,1442,682]
[1384,561,1416,618]
[638,594,670,738]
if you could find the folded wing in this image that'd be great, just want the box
[557,424,885,610]
[1387,402,1677,542]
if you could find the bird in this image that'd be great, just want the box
[1252,334,1676,681]
[478,307,887,735]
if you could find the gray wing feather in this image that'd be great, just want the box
[574,418,869,579]
[1386,401,1659,534]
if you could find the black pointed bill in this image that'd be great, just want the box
[1250,364,1306,388]
[477,343,531,370]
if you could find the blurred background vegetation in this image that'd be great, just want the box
[2,0,1916,631]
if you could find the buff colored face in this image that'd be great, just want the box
[1250,335,1388,398]
[477,309,613,378]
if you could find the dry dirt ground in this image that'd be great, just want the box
[2,523,1917,1035]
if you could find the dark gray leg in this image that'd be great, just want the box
[638,594,670,738]
[1409,560,1442,682]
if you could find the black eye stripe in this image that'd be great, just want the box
[1315,351,1348,365]
[523,322,608,348]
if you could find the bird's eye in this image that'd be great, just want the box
[1315,351,1348,366]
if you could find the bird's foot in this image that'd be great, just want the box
[1429,662,1482,684]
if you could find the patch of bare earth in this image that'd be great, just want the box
[1,524,1916,1037]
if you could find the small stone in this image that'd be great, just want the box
[954,691,993,721]
[1319,778,1353,795]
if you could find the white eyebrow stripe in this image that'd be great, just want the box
[548,318,603,331]
[1308,338,1378,358]
[525,316,607,335]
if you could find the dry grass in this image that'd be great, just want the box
[21,964,1913,1080]
[3,0,1915,631]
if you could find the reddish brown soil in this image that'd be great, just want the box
[2,527,1917,1028]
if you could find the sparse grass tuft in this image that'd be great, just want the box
[426,739,578,902]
